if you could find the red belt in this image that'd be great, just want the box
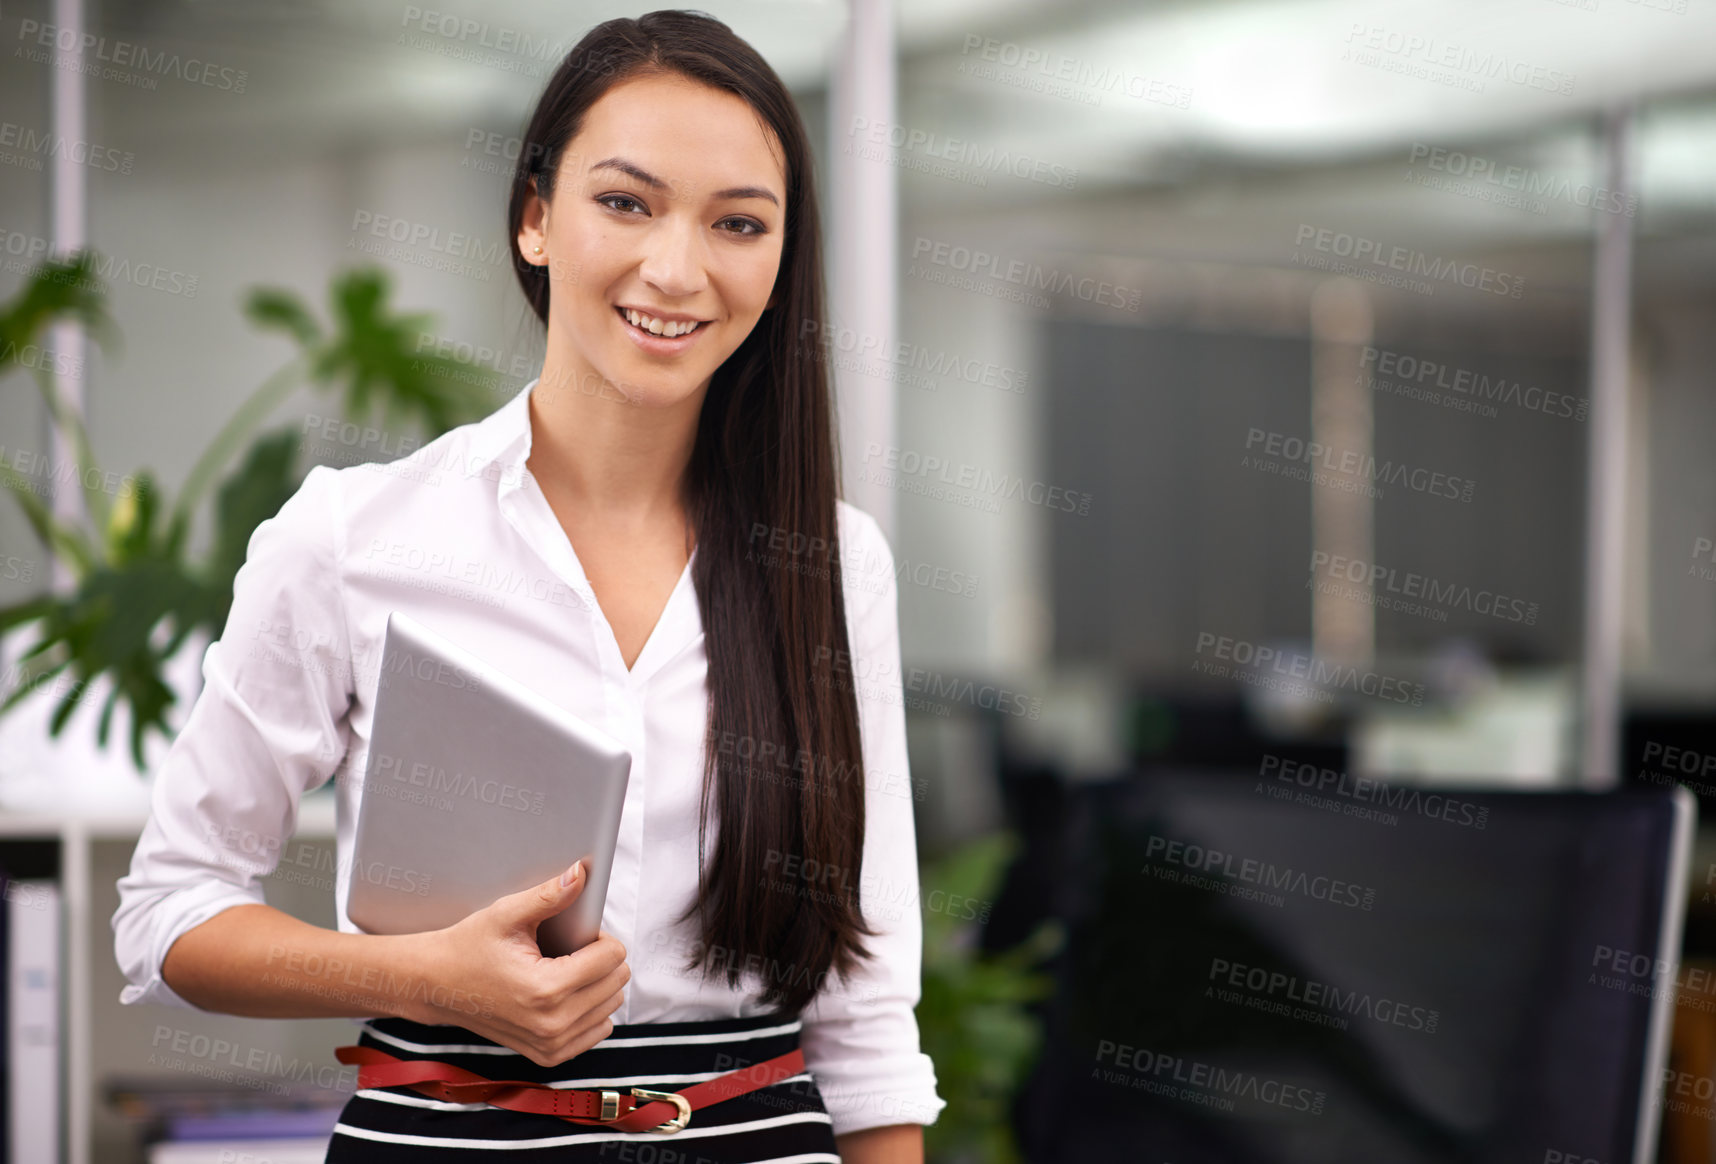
[334,1043,805,1134]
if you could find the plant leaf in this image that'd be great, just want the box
[199,427,304,634]
[0,249,118,369]
[315,268,494,434]
[244,287,322,348]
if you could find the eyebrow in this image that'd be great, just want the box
[589,156,780,207]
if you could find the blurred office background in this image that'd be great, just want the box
[4,0,1716,1161]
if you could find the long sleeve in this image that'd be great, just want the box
[112,464,355,1009]
[799,505,947,1137]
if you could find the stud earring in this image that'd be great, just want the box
[533,245,542,254]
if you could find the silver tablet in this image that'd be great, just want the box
[345,610,630,957]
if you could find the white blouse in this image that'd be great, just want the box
[111,377,946,1137]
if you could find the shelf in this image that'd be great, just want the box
[0,789,341,1164]
[0,789,339,841]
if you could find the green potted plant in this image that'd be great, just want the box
[0,251,493,771]
[916,831,1063,1164]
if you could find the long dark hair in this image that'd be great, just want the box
[506,10,874,1015]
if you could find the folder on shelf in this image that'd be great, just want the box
[5,877,61,1164]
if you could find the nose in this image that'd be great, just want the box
[636,212,709,300]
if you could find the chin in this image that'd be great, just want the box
[602,363,712,409]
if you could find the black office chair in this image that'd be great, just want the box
[1008,768,1691,1164]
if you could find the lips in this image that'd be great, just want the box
[615,306,709,338]
[611,306,714,358]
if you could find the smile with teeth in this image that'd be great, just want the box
[620,307,707,338]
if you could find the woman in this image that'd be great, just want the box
[113,11,943,1162]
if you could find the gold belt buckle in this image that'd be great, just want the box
[596,1087,692,1133]
[631,1087,692,1133]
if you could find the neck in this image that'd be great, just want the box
[526,346,706,527]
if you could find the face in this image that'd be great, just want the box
[516,71,788,410]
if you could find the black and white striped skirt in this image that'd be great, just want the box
[325,1010,840,1162]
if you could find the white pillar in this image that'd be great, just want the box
[1309,278,1376,667]
[1579,106,1635,789]
[48,0,89,593]
[47,5,93,1157]
[827,0,897,542]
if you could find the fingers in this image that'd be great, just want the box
[546,931,627,986]
[453,910,631,1067]
[478,860,588,935]
[506,974,627,1066]
[538,859,587,908]
[546,993,625,1064]
[541,954,629,1020]
[518,1009,617,1068]
[581,959,630,1007]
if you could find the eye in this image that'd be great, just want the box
[717,217,766,237]
[596,194,647,215]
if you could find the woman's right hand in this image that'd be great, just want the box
[409,860,631,1066]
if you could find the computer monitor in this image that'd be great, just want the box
[1015,769,1693,1164]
